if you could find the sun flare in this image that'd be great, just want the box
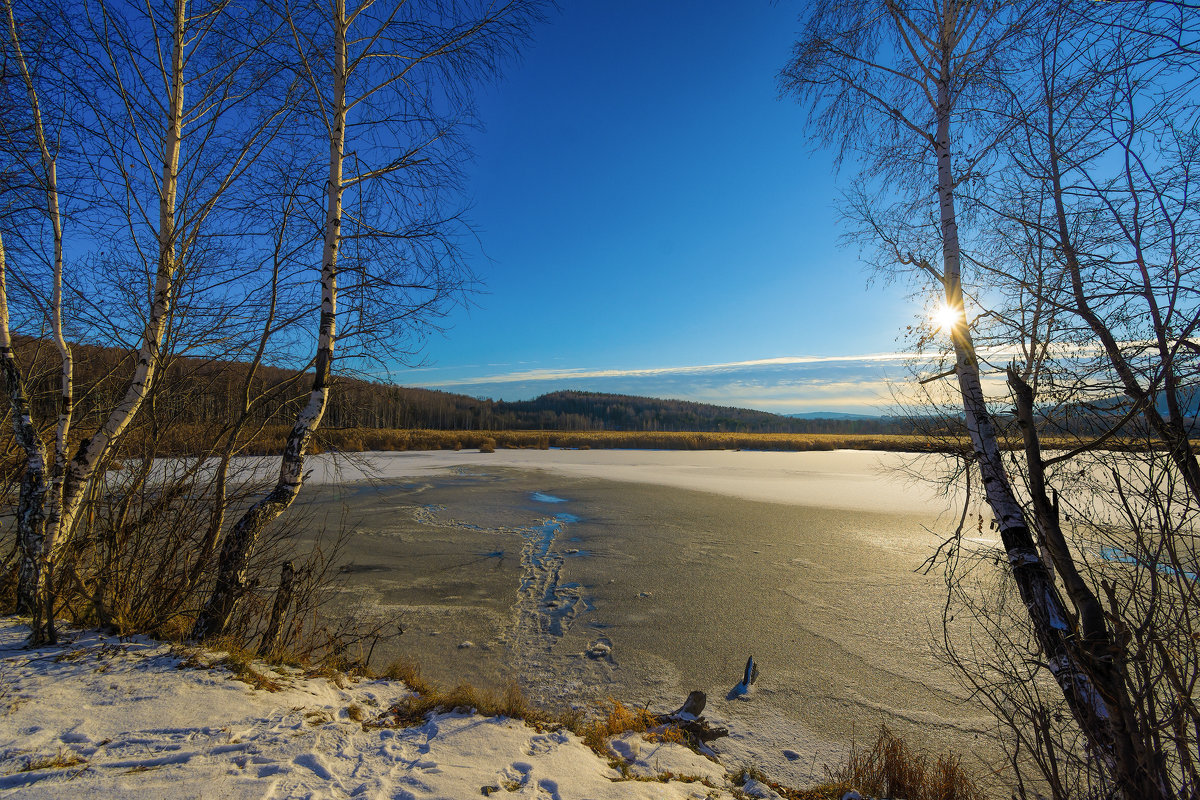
[931,302,963,333]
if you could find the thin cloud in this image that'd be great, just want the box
[413,352,941,388]
[403,343,1114,413]
[405,339,1147,388]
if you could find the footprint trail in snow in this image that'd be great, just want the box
[404,491,607,701]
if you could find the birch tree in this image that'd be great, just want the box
[968,5,1200,793]
[0,0,537,644]
[0,0,69,619]
[781,2,1166,797]
[190,0,541,639]
[0,0,294,643]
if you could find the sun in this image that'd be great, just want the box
[931,302,964,333]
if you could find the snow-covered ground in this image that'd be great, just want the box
[0,619,798,799]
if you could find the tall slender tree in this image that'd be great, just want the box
[0,0,295,643]
[0,0,67,619]
[191,0,542,639]
[781,3,1166,796]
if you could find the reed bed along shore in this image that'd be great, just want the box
[137,425,1116,457]
[2,424,1142,463]
[213,427,947,455]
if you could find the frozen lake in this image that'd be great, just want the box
[297,449,1001,787]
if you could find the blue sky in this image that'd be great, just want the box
[405,1,920,414]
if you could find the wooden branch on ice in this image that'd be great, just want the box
[728,655,759,698]
[654,691,729,742]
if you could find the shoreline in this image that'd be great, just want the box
[120,423,1144,461]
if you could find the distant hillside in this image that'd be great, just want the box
[326,387,917,435]
[12,336,1195,444]
[471,390,913,434]
[3,338,916,436]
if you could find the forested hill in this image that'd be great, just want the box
[19,334,1180,439]
[326,386,908,434]
[6,337,904,434]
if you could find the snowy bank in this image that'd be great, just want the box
[0,618,792,799]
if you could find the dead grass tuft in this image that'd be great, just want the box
[644,724,688,746]
[819,725,986,800]
[375,676,548,730]
[378,657,433,694]
[187,639,287,692]
[725,727,986,800]
[375,684,697,763]
[577,698,659,753]
[17,749,87,772]
[610,768,718,787]
[153,614,195,644]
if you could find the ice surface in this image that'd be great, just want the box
[296,448,953,514]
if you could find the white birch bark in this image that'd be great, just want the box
[51,0,184,533]
[928,24,1161,793]
[2,0,70,630]
[0,232,49,615]
[783,3,1170,795]
[190,0,347,639]
[30,0,187,643]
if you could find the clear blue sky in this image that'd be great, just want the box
[405,1,917,414]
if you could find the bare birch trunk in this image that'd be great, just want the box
[3,0,71,626]
[29,0,187,644]
[190,0,347,640]
[0,233,49,615]
[1008,368,1166,792]
[933,42,1161,798]
[258,560,294,657]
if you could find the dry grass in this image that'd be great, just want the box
[177,639,287,692]
[314,427,1132,456]
[122,424,967,456]
[102,421,1149,459]
[380,681,532,727]
[610,769,720,787]
[374,662,539,730]
[724,727,986,800]
[319,428,950,454]
[576,698,660,752]
[369,672,687,762]
[644,724,688,746]
[16,749,87,772]
[378,657,433,694]
[816,725,986,800]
